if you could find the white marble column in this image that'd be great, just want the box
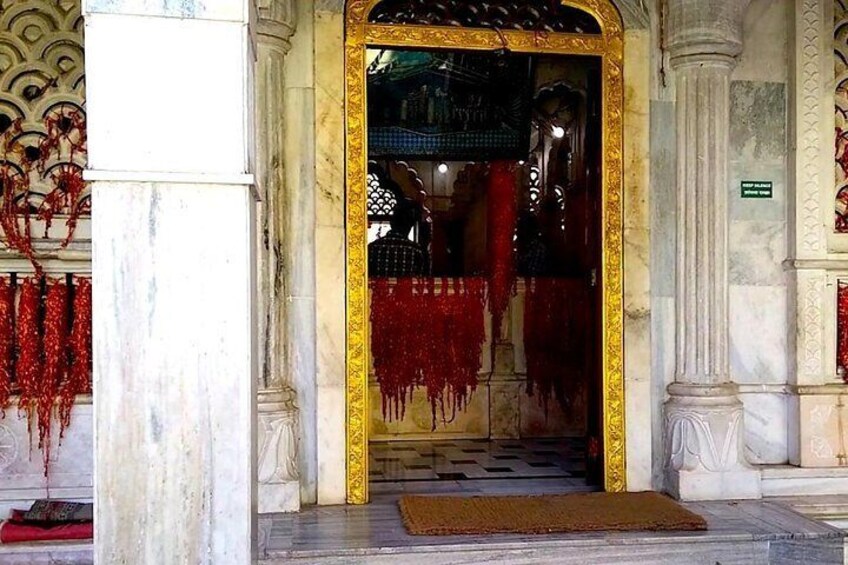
[663,0,761,501]
[84,1,258,562]
[254,0,304,514]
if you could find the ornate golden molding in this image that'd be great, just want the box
[344,0,625,504]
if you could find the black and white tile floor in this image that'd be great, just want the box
[368,437,586,482]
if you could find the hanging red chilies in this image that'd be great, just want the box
[0,276,13,415]
[370,277,486,429]
[486,161,517,339]
[838,282,848,382]
[39,277,69,474]
[16,276,42,438]
[60,276,91,433]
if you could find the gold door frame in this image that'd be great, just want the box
[344,0,625,504]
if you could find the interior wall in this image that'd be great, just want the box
[728,0,791,465]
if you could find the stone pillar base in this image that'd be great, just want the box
[668,468,761,501]
[489,342,520,439]
[258,388,301,513]
[664,383,761,501]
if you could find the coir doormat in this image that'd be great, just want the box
[399,491,707,536]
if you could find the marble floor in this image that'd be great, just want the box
[6,495,846,564]
[259,496,846,564]
[369,437,586,482]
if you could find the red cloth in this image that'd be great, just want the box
[0,510,92,544]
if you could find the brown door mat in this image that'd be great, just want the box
[399,491,707,536]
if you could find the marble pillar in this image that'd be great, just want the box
[663,0,762,501]
[255,0,303,513]
[85,2,258,562]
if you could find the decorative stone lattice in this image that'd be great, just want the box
[367,172,398,219]
[367,0,601,34]
[0,0,88,251]
[834,0,848,231]
[527,164,541,214]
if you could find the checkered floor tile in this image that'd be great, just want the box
[368,438,586,482]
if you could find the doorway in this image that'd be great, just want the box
[344,0,625,504]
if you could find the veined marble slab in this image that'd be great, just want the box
[260,495,845,565]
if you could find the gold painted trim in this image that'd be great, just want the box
[344,0,625,504]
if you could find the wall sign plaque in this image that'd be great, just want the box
[741,180,773,199]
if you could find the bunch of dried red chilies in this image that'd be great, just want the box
[0,275,92,475]
[0,106,88,273]
[838,281,848,383]
[370,277,486,429]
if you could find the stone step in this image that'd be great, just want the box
[261,535,843,564]
[0,541,92,565]
[259,496,846,565]
[770,493,848,530]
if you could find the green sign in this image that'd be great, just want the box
[741,180,773,199]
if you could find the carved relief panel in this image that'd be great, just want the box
[836,0,848,231]
[0,0,89,253]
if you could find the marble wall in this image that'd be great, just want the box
[313,7,347,505]
[649,0,792,487]
[729,0,791,465]
[0,400,92,518]
[623,27,653,492]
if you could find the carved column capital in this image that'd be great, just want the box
[666,0,752,67]
[256,0,296,52]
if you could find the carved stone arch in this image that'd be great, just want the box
[387,161,428,206]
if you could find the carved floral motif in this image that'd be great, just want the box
[835,0,848,232]
[666,404,747,473]
[0,423,17,472]
[258,406,300,484]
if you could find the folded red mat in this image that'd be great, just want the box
[0,510,92,544]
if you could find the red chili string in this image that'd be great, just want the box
[60,276,91,434]
[838,281,848,382]
[0,276,13,416]
[0,107,89,478]
[524,277,588,414]
[38,165,86,246]
[16,276,42,442]
[39,277,69,474]
[37,106,87,175]
[487,161,517,340]
[370,277,486,429]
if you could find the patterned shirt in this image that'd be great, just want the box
[368,231,427,277]
[518,239,549,276]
